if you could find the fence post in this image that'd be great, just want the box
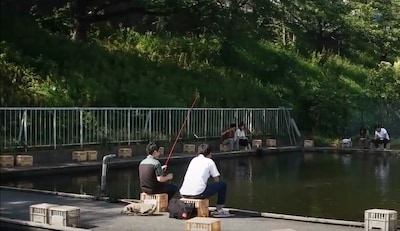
[23,110,27,152]
[80,109,83,148]
[220,109,224,135]
[168,109,172,142]
[148,109,152,140]
[127,109,131,145]
[53,109,57,150]
[187,109,191,139]
[104,109,108,138]
[263,109,266,135]
[204,109,208,140]
[275,109,279,134]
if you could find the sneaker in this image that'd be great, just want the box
[211,209,232,218]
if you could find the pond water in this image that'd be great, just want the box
[3,152,400,221]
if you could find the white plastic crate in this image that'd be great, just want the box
[30,203,59,224]
[49,205,80,227]
[365,209,397,231]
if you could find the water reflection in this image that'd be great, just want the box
[374,157,390,196]
[303,153,313,162]
[342,154,352,168]
[234,158,253,182]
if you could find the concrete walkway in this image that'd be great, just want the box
[0,187,364,231]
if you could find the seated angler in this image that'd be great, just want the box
[179,144,231,218]
[359,125,369,149]
[139,142,178,200]
[235,122,251,150]
[372,124,390,150]
[221,123,236,151]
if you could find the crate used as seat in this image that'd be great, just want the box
[72,151,87,161]
[252,139,262,148]
[49,205,80,227]
[304,139,314,147]
[0,155,14,167]
[219,144,230,152]
[30,203,59,224]
[364,209,397,231]
[183,144,196,154]
[140,192,168,212]
[185,217,220,231]
[266,139,277,147]
[86,150,98,161]
[180,198,209,217]
[118,148,132,158]
[16,155,33,166]
[159,147,165,156]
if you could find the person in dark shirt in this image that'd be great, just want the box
[138,142,178,200]
[359,126,369,149]
[221,123,236,151]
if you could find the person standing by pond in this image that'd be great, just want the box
[372,125,390,150]
[139,142,178,200]
[179,143,231,218]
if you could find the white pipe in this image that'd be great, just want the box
[100,154,116,195]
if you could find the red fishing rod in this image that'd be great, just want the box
[164,93,199,166]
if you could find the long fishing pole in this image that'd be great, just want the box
[164,93,199,166]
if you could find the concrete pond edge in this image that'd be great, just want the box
[0,186,367,229]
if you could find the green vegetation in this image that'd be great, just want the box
[1,0,399,137]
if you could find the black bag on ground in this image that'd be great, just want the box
[167,198,197,219]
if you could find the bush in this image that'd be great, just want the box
[0,13,377,136]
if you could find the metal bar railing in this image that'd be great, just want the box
[0,107,293,150]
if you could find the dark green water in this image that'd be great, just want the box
[4,152,400,221]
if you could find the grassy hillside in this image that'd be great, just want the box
[0,13,373,135]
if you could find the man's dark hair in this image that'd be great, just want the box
[229,123,236,128]
[146,142,160,155]
[197,143,212,156]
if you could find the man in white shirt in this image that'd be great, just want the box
[179,144,231,217]
[372,125,390,149]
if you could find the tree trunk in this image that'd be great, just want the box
[71,0,89,41]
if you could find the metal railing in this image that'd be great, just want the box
[0,107,293,150]
[347,102,400,137]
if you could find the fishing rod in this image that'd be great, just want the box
[164,93,199,166]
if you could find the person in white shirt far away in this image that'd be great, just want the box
[179,144,231,218]
[234,122,251,150]
[372,124,390,149]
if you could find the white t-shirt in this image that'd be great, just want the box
[235,129,246,140]
[375,128,390,140]
[179,154,220,196]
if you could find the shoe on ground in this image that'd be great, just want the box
[211,209,232,218]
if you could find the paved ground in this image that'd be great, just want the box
[0,188,364,231]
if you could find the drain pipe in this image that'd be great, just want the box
[100,154,116,196]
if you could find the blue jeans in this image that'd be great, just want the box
[222,138,234,151]
[197,181,227,205]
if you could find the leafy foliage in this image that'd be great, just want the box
[1,0,399,136]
